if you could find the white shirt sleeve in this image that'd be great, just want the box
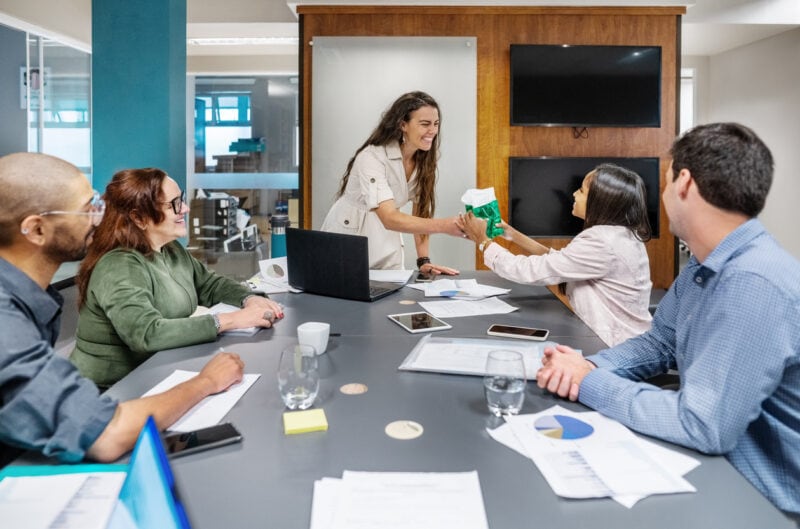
[483,229,613,286]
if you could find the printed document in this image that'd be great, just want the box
[310,471,489,529]
[488,405,697,506]
[406,278,511,300]
[399,335,546,378]
[143,369,260,432]
[418,296,518,318]
[0,471,125,529]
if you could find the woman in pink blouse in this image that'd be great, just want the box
[457,163,652,346]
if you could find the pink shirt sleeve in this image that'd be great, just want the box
[483,230,612,286]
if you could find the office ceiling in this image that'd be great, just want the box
[187,0,799,57]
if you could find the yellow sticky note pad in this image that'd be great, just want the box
[283,408,328,435]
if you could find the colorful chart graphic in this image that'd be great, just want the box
[534,414,594,440]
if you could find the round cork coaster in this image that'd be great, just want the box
[339,383,368,395]
[385,420,424,440]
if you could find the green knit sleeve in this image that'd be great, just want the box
[87,249,218,356]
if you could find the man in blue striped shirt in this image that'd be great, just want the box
[536,123,800,519]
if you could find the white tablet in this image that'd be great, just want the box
[387,312,452,334]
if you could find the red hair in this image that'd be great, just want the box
[77,168,168,307]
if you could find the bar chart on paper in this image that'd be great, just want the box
[534,415,595,440]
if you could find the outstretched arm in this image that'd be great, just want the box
[374,200,463,237]
[87,352,244,461]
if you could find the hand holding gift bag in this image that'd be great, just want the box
[460,188,505,239]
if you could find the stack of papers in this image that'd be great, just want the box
[398,335,548,379]
[0,469,126,529]
[368,269,414,283]
[418,297,518,318]
[487,405,699,508]
[407,278,511,300]
[310,471,489,529]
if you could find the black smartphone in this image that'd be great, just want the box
[487,324,549,341]
[414,271,433,282]
[163,423,243,458]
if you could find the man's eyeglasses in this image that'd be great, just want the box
[163,192,186,215]
[39,191,106,225]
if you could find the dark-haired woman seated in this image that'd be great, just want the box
[457,163,652,346]
[71,168,283,388]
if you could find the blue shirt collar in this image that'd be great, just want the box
[0,257,63,329]
[697,218,766,274]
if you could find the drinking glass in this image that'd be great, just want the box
[483,350,526,416]
[277,344,319,410]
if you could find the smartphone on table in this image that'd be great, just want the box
[163,423,243,458]
[487,324,549,341]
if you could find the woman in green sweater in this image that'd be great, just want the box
[71,168,283,388]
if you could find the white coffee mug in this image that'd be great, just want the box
[297,322,331,355]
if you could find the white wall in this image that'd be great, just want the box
[0,0,91,50]
[699,28,800,258]
[311,36,477,271]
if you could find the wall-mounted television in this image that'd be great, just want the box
[510,44,662,127]
[508,157,661,238]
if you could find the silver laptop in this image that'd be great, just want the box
[286,228,404,302]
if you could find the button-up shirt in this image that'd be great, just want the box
[321,142,416,269]
[0,257,117,465]
[484,225,652,346]
[580,219,800,514]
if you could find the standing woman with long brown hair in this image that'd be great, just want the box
[71,168,283,389]
[321,91,463,275]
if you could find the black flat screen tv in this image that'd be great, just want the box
[510,44,662,127]
[508,157,660,238]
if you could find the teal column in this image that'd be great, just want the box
[91,0,186,194]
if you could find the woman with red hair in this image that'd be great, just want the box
[71,168,282,388]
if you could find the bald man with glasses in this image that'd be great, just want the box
[0,152,244,466]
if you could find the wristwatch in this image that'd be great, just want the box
[478,239,493,252]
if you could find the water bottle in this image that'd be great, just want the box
[270,214,290,258]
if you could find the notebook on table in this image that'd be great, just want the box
[286,228,405,302]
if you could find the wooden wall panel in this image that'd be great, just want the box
[299,6,684,289]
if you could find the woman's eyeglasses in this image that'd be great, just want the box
[38,191,106,226]
[163,192,186,215]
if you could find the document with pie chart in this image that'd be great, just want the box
[505,405,697,500]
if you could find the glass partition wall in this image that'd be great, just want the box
[25,35,91,174]
[187,75,299,280]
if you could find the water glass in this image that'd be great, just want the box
[277,344,319,410]
[483,350,526,416]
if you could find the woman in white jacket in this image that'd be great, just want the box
[321,91,463,274]
[457,163,653,346]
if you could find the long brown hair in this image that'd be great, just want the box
[584,163,651,242]
[336,91,441,224]
[77,168,168,307]
[559,163,651,295]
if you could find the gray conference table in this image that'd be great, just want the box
[102,272,791,529]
